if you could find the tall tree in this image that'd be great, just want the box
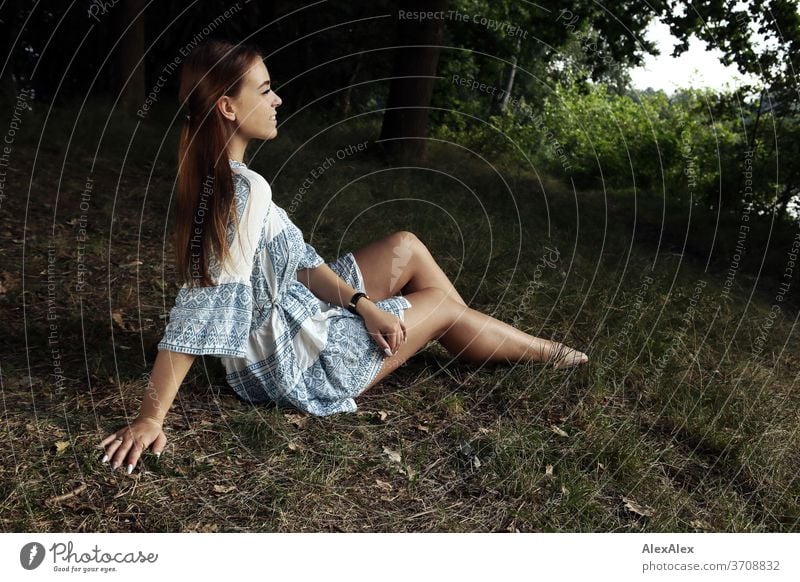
[379,0,449,164]
[113,0,146,117]
[0,0,19,100]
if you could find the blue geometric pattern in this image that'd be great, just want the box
[274,205,326,272]
[300,242,326,270]
[160,158,413,416]
[226,251,411,415]
[225,172,251,248]
[158,281,253,358]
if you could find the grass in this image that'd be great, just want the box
[0,96,798,532]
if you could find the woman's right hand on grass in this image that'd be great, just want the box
[99,416,167,474]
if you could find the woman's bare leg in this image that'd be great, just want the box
[362,287,588,392]
[351,230,468,307]
[353,231,588,392]
[435,303,588,368]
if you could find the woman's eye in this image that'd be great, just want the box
[262,89,272,95]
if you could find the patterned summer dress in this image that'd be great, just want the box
[158,159,412,416]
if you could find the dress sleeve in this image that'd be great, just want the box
[157,280,254,358]
[158,169,272,359]
[298,241,325,270]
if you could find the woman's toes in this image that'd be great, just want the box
[552,347,588,369]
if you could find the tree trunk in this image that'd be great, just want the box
[776,183,796,218]
[113,0,146,118]
[0,0,19,101]
[734,91,763,203]
[340,53,364,118]
[378,0,449,164]
[499,36,522,113]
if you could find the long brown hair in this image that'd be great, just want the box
[174,39,264,288]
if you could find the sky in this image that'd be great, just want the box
[629,20,760,93]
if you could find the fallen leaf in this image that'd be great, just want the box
[189,523,219,533]
[690,519,710,530]
[550,425,569,438]
[287,441,303,452]
[378,410,388,421]
[399,465,418,479]
[1,271,18,293]
[561,484,570,495]
[383,446,402,464]
[545,464,554,478]
[622,496,654,517]
[416,424,429,433]
[285,413,309,429]
[375,479,393,491]
[54,440,70,454]
[213,484,237,494]
[111,310,126,329]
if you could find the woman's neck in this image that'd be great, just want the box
[228,137,248,164]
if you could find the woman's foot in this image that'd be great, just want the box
[547,341,589,369]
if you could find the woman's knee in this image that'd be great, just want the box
[390,230,428,256]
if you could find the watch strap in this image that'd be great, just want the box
[347,291,370,314]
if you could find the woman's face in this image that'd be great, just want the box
[226,58,282,141]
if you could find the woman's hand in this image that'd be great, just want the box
[361,305,407,356]
[99,416,167,474]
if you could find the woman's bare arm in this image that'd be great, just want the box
[297,264,407,354]
[138,349,197,424]
[297,264,375,316]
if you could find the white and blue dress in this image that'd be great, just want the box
[158,159,412,416]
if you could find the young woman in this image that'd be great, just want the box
[99,40,588,474]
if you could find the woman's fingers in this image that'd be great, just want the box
[110,438,132,470]
[124,439,148,474]
[368,313,407,355]
[151,431,167,457]
[388,327,402,353]
[100,437,123,463]
[100,432,123,447]
[100,434,163,473]
[389,319,406,352]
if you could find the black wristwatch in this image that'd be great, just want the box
[347,291,371,315]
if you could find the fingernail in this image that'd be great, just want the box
[101,454,108,463]
[156,452,161,459]
[384,348,392,357]
[111,462,118,470]
[126,464,133,475]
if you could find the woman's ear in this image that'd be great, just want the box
[216,95,237,122]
